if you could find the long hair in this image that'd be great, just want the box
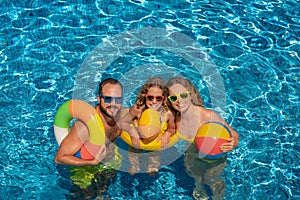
[166,77,204,106]
[135,77,169,111]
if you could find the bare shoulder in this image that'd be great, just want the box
[199,107,214,116]
[199,107,222,123]
[121,107,130,114]
[70,120,89,142]
[73,120,88,131]
[166,109,175,119]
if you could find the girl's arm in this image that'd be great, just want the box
[157,110,176,148]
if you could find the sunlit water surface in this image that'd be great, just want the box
[0,0,299,199]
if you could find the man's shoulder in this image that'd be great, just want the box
[121,107,130,112]
[119,107,130,117]
[75,120,90,131]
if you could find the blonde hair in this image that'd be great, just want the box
[166,77,204,106]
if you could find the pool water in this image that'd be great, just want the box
[1,0,299,199]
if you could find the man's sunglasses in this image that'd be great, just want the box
[168,91,190,103]
[145,94,164,102]
[99,94,122,104]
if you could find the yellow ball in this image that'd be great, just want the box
[138,109,161,140]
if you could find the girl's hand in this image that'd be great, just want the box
[220,137,237,152]
[130,104,145,120]
[157,131,171,148]
[130,136,140,148]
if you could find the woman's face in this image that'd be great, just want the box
[168,84,191,113]
[145,86,164,111]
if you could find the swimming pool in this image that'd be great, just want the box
[1,0,299,199]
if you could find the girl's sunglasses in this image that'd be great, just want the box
[168,91,190,103]
[99,94,123,104]
[145,95,164,102]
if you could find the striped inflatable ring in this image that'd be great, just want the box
[54,100,106,160]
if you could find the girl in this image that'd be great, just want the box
[122,77,176,175]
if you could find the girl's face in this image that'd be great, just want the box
[145,86,164,111]
[168,84,191,113]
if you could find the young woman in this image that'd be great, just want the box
[166,77,239,199]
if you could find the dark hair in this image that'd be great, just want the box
[166,77,203,106]
[98,78,123,95]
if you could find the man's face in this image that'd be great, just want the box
[98,83,122,118]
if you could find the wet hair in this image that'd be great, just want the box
[135,77,169,110]
[166,77,204,106]
[98,78,123,95]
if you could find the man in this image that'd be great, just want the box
[55,78,123,166]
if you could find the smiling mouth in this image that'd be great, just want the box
[149,104,160,110]
[176,102,186,109]
[108,106,119,113]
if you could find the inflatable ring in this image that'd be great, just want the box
[54,99,106,160]
[120,131,178,151]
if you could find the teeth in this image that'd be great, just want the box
[150,105,159,110]
[177,103,185,108]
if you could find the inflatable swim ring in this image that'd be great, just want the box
[194,121,232,160]
[120,109,178,151]
[54,99,106,160]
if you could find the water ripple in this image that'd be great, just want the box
[1,0,299,199]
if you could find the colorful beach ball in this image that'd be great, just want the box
[138,108,161,139]
[195,122,232,160]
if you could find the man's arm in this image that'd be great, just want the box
[54,121,106,166]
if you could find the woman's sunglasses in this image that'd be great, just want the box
[145,94,164,102]
[168,91,190,103]
[99,94,123,104]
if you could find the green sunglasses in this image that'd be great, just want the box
[168,91,190,103]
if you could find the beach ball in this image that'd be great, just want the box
[75,142,105,160]
[138,109,161,140]
[195,122,232,160]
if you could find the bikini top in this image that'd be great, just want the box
[176,130,195,143]
[175,111,201,143]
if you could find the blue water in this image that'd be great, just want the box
[1,0,299,199]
